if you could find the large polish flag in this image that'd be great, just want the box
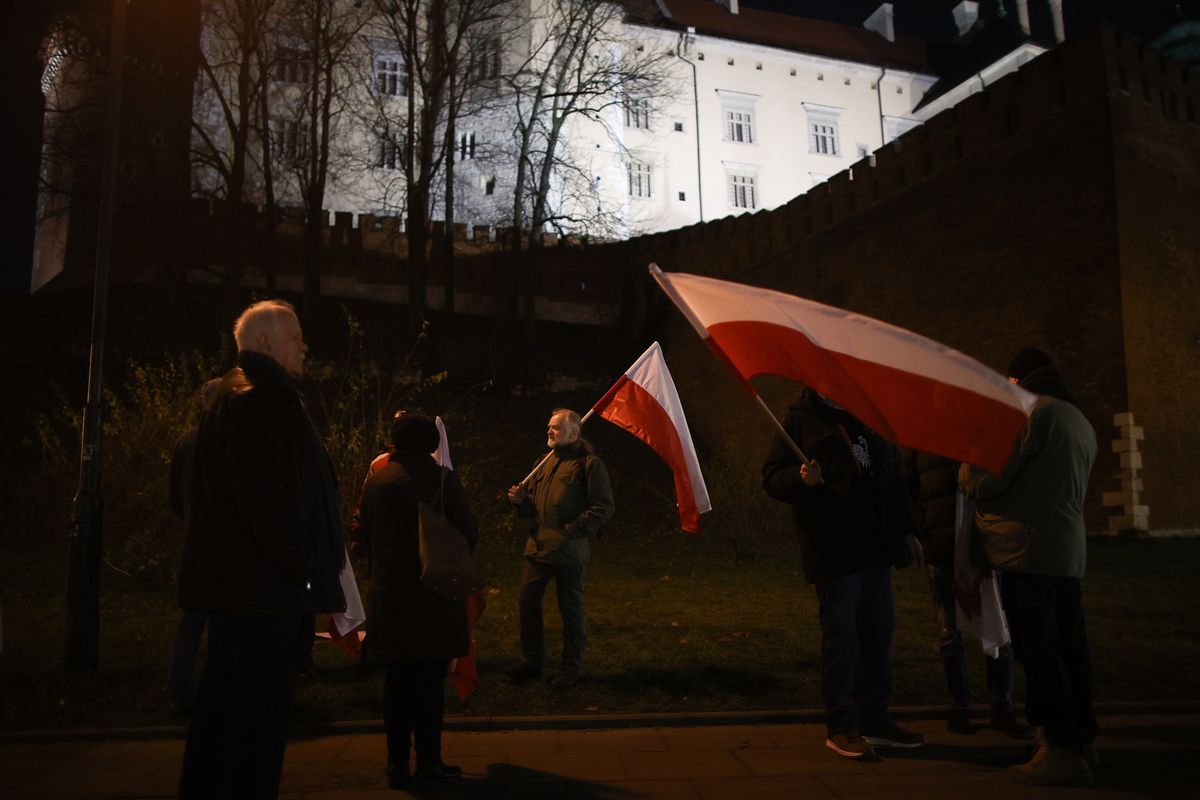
[592,342,711,532]
[650,266,1037,476]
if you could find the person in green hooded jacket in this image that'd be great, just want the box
[505,408,614,688]
[959,348,1098,787]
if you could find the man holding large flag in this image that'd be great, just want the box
[506,409,614,689]
[763,390,924,760]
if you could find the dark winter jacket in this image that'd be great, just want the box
[359,453,479,663]
[179,350,346,615]
[517,440,614,565]
[906,451,959,568]
[169,427,198,521]
[762,390,917,584]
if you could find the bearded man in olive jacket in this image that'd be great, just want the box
[178,300,345,800]
[959,348,1098,787]
[506,408,614,688]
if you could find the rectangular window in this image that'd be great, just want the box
[725,109,754,143]
[272,118,309,163]
[728,173,756,209]
[373,132,402,170]
[624,96,651,129]
[274,45,311,84]
[627,162,652,198]
[374,56,407,97]
[810,121,839,155]
[458,131,477,161]
[469,36,502,83]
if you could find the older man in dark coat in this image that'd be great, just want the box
[178,299,345,799]
[358,410,479,789]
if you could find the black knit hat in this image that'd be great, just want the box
[390,408,440,453]
[1007,347,1055,381]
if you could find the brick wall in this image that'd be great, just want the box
[1105,30,1200,530]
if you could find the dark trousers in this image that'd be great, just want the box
[1000,572,1097,750]
[926,562,1014,712]
[167,610,208,709]
[815,566,895,735]
[179,612,304,799]
[294,614,316,672]
[383,660,447,770]
[519,559,586,674]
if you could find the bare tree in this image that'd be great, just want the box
[504,0,677,336]
[362,0,510,317]
[270,0,368,314]
[190,0,280,308]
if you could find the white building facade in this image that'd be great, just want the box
[192,0,943,238]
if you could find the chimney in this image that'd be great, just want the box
[1048,0,1065,43]
[863,3,895,43]
[1015,0,1031,36]
[716,0,739,14]
[952,1,980,37]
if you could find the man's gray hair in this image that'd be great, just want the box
[233,299,296,352]
[552,407,582,435]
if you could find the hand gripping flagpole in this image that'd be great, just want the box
[648,263,815,470]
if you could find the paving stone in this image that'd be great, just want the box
[286,735,350,762]
[692,774,837,799]
[6,766,160,800]
[559,728,669,753]
[579,779,700,799]
[445,729,561,757]
[502,751,627,782]
[619,750,751,781]
[333,733,388,762]
[280,761,383,793]
[657,724,776,753]
[732,745,874,776]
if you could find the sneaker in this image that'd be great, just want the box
[1009,743,1093,786]
[505,660,543,683]
[990,710,1032,739]
[414,762,462,785]
[825,733,876,759]
[946,709,975,735]
[862,721,925,749]
[548,671,579,689]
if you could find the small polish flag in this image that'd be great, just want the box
[592,342,712,532]
[651,266,1037,476]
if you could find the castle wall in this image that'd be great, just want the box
[1106,30,1200,531]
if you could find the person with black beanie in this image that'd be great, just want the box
[357,409,479,789]
[959,348,1098,786]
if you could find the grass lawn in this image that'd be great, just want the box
[2,529,1198,731]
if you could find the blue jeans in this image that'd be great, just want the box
[815,566,895,735]
[926,563,1013,712]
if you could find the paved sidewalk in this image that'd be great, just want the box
[1,713,1197,799]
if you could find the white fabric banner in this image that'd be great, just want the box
[953,492,1011,658]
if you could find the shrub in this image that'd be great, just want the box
[25,352,218,582]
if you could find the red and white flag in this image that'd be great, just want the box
[592,342,711,532]
[650,266,1037,476]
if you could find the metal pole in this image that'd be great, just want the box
[66,0,127,672]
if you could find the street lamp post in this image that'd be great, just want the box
[65,0,128,672]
